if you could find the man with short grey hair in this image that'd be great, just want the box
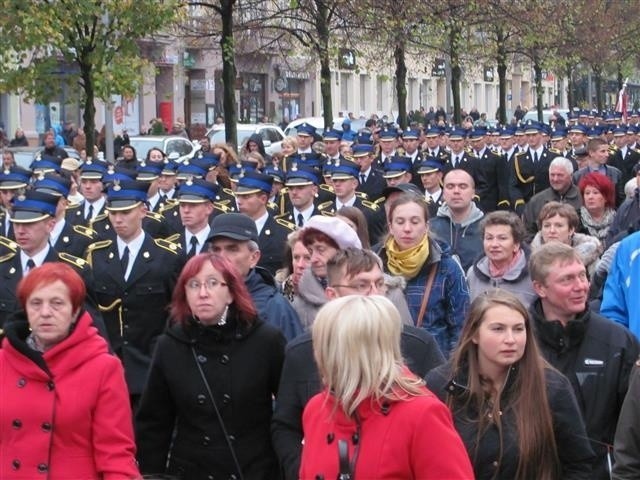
[522,156,582,241]
[206,212,303,341]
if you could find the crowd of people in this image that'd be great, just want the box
[2,109,640,479]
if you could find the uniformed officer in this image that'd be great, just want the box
[382,155,414,188]
[264,165,288,216]
[235,170,295,276]
[0,166,32,239]
[374,127,398,167]
[417,159,445,219]
[468,128,508,213]
[0,189,107,339]
[167,178,218,259]
[33,172,98,258]
[322,128,343,163]
[296,123,316,154]
[318,158,386,245]
[279,164,322,228]
[353,144,386,201]
[85,179,183,404]
[65,160,109,227]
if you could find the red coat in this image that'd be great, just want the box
[0,311,140,479]
[300,388,474,480]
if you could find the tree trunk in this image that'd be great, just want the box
[496,28,507,124]
[221,0,237,148]
[593,65,603,112]
[533,57,543,122]
[80,62,96,160]
[450,27,461,125]
[316,0,333,129]
[617,65,624,90]
[566,63,574,109]
[394,39,407,130]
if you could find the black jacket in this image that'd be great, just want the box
[136,314,285,480]
[426,361,595,480]
[530,300,640,479]
[271,325,445,480]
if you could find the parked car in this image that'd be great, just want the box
[207,123,286,156]
[522,109,569,125]
[284,117,367,137]
[128,135,199,163]
[6,146,81,170]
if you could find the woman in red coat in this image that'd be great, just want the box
[0,263,140,479]
[299,295,473,479]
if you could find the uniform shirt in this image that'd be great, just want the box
[20,245,50,272]
[49,219,66,246]
[184,225,210,256]
[255,210,269,235]
[335,195,356,210]
[85,197,106,221]
[117,230,145,281]
[293,205,315,227]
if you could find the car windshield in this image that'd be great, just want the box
[128,138,165,160]
[210,129,256,150]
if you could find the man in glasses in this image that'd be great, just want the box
[271,247,444,480]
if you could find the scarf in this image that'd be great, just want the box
[489,248,523,278]
[579,207,615,241]
[385,234,430,279]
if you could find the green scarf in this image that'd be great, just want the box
[385,234,430,279]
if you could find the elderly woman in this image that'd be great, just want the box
[135,253,285,479]
[276,230,311,302]
[467,211,536,307]
[531,201,601,275]
[300,295,473,479]
[379,192,470,357]
[0,263,139,479]
[577,172,616,242]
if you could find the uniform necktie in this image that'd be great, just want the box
[534,151,539,162]
[121,246,130,278]
[25,259,35,273]
[360,174,366,185]
[454,156,460,167]
[297,213,304,228]
[188,236,198,258]
[86,204,93,221]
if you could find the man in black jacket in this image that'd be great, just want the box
[271,248,444,480]
[529,242,639,479]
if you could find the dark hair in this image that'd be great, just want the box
[170,253,257,325]
[146,147,166,162]
[337,206,371,249]
[327,248,383,285]
[299,227,339,250]
[17,263,86,313]
[121,144,137,158]
[480,211,526,244]
[537,201,579,230]
[449,290,560,479]
[578,172,615,209]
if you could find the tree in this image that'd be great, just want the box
[0,0,180,158]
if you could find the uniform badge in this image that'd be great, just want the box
[108,252,114,259]
[143,251,150,258]
[63,236,69,243]
[9,267,15,274]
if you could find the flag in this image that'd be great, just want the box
[616,80,629,124]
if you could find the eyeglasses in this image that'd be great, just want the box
[330,278,387,294]
[186,277,228,291]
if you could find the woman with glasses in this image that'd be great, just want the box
[135,253,286,480]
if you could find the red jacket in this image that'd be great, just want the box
[0,311,140,479]
[300,388,474,479]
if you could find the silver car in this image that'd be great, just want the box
[128,136,199,163]
[207,124,285,155]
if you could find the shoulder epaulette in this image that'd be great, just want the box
[548,147,561,154]
[0,236,18,252]
[58,252,88,269]
[318,201,334,211]
[0,251,16,263]
[320,210,336,217]
[213,202,231,213]
[72,225,98,239]
[355,191,368,199]
[374,196,387,205]
[91,213,108,225]
[86,239,112,252]
[145,211,164,223]
[274,212,291,220]
[159,202,179,214]
[65,202,81,210]
[490,149,501,155]
[361,200,379,211]
[267,201,278,211]
[276,218,296,231]
[154,238,180,254]
[164,233,181,244]
[514,151,527,157]
[633,148,640,154]
[223,187,235,196]
[319,184,334,193]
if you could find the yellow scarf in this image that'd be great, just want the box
[385,234,430,279]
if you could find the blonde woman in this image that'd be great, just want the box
[299,295,473,479]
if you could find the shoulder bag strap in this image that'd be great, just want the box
[416,263,438,328]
